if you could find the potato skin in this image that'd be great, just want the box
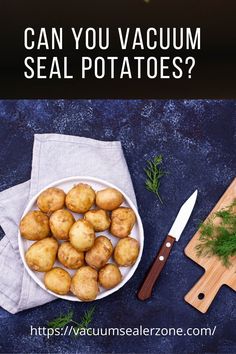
[114,237,139,267]
[84,209,111,232]
[85,236,113,269]
[110,207,136,238]
[96,188,124,211]
[20,210,50,241]
[37,187,65,213]
[25,237,58,272]
[44,267,71,295]
[69,219,95,252]
[71,266,99,301]
[49,209,75,240]
[58,242,84,269]
[99,264,122,289]
[66,183,95,213]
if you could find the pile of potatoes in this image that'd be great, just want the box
[19,183,140,301]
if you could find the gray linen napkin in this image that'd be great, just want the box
[0,134,136,314]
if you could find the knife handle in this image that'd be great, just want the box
[137,235,175,301]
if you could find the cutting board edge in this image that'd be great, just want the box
[184,295,208,314]
[184,244,206,269]
[184,178,236,313]
[184,177,236,263]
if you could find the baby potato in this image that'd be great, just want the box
[20,210,50,240]
[69,219,95,252]
[25,237,58,272]
[71,266,99,301]
[44,267,71,295]
[99,264,122,289]
[65,183,95,213]
[84,209,111,232]
[85,236,113,269]
[96,188,124,211]
[58,242,84,269]
[114,237,139,267]
[110,207,136,238]
[37,187,66,213]
[49,209,75,240]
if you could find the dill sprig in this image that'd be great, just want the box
[144,155,166,203]
[72,306,96,337]
[48,310,73,328]
[196,200,236,266]
[47,306,96,336]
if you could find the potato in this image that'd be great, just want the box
[20,210,50,240]
[49,209,75,240]
[37,187,66,214]
[71,266,99,301]
[44,267,71,295]
[85,236,113,269]
[114,237,139,267]
[96,188,124,211]
[66,183,95,213]
[69,219,95,252]
[58,242,84,269]
[25,237,58,272]
[110,207,136,238]
[99,264,122,289]
[84,209,111,232]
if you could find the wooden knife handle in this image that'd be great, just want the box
[137,235,175,301]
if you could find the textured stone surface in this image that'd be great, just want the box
[0,99,235,353]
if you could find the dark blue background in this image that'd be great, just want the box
[0,100,235,354]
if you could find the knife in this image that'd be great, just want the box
[137,190,198,301]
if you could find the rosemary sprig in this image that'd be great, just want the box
[196,200,236,266]
[144,155,166,203]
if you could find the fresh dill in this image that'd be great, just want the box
[144,155,166,203]
[72,306,96,337]
[196,200,236,266]
[48,310,74,328]
[47,306,96,337]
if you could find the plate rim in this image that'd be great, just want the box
[18,175,144,302]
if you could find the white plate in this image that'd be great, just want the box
[18,176,144,301]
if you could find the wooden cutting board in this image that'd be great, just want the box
[184,178,236,313]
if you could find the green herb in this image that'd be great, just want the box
[196,201,236,266]
[72,306,95,337]
[144,155,166,203]
[47,306,96,337]
[48,310,73,328]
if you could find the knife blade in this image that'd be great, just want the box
[137,190,198,301]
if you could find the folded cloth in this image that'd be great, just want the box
[0,134,136,314]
